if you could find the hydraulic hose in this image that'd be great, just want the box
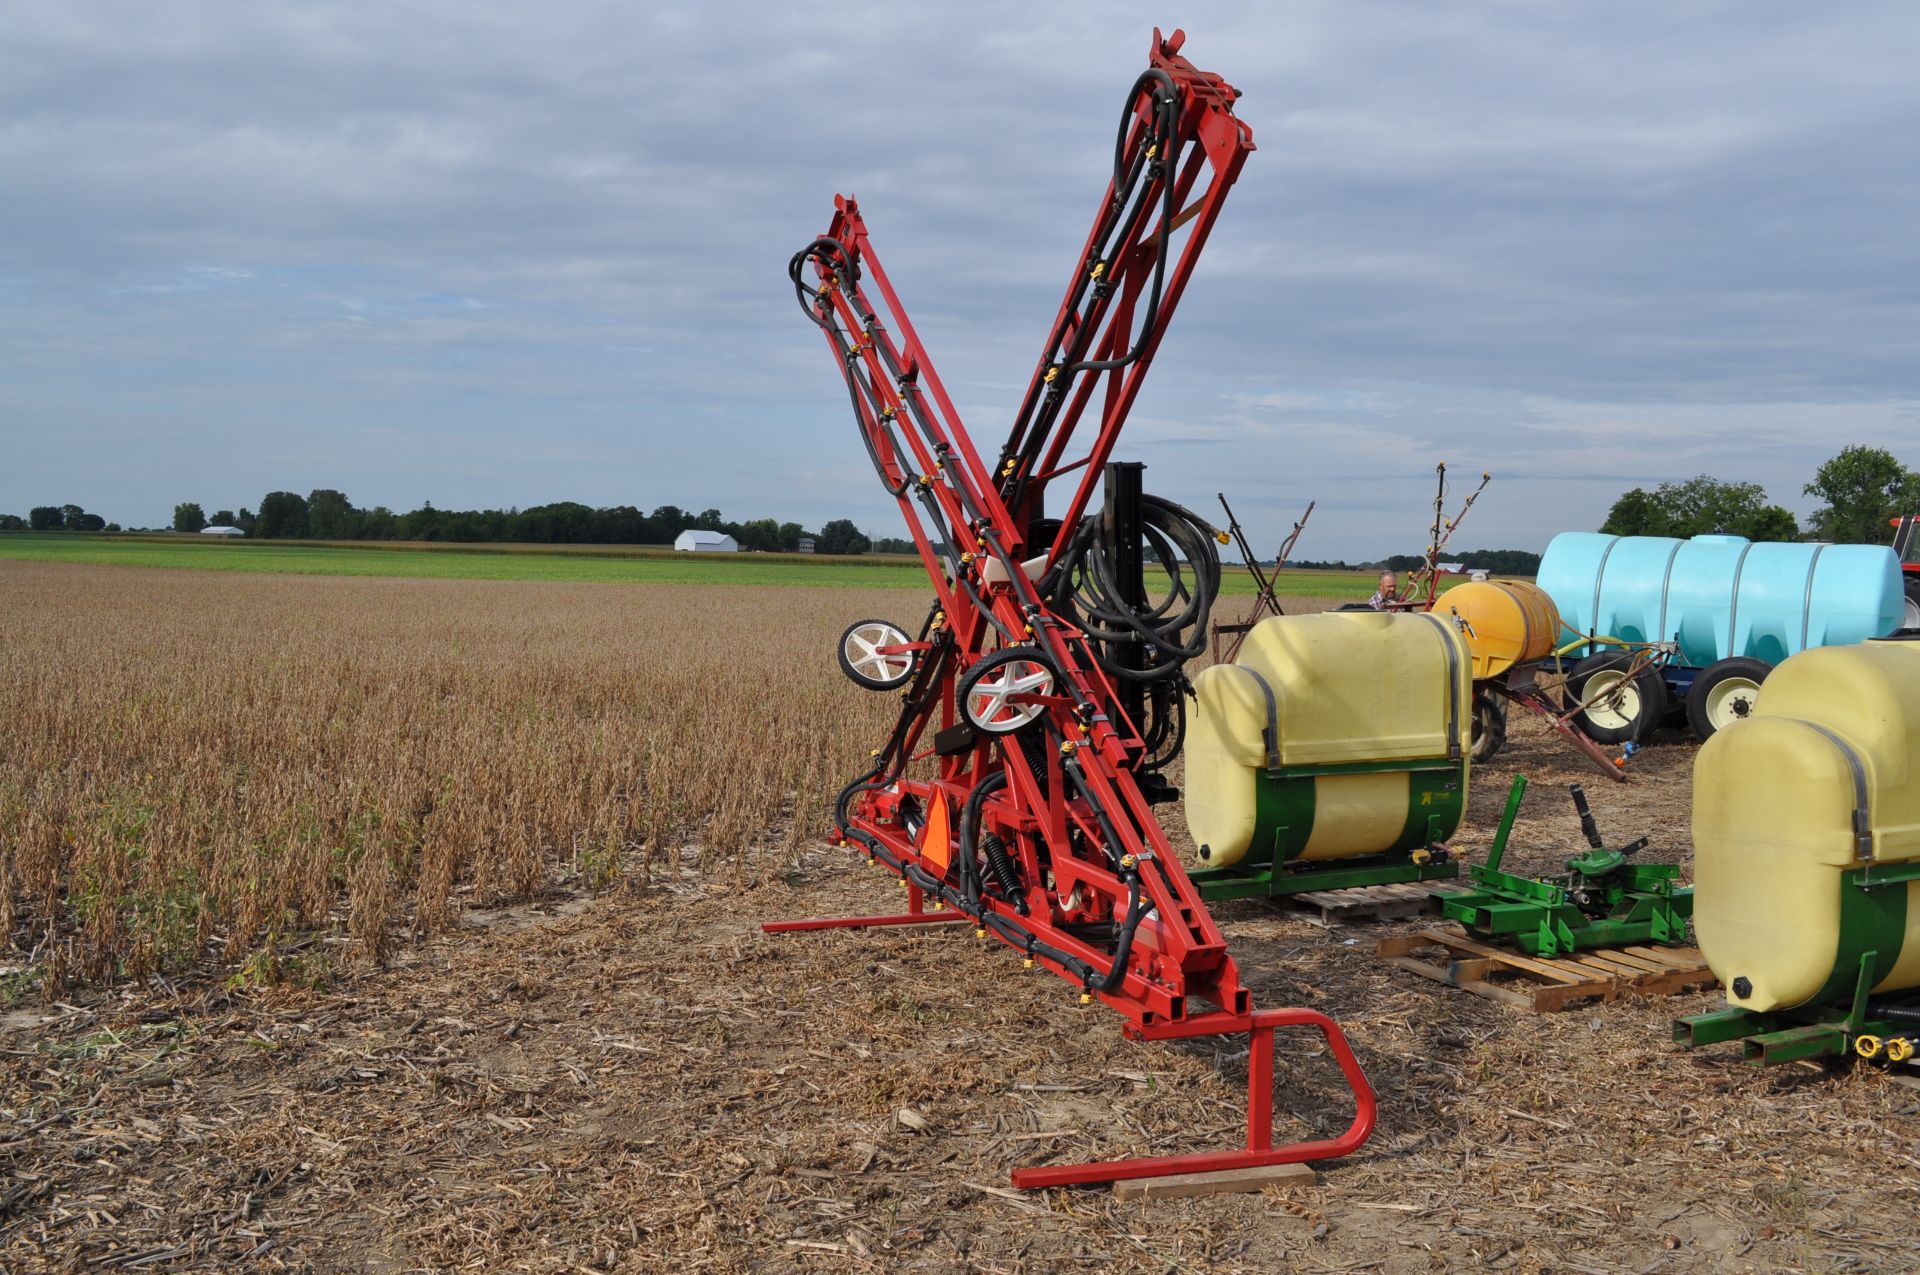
[999,70,1180,506]
[1045,492,1221,770]
[1093,874,1148,994]
[1868,1002,1920,1023]
[1047,492,1220,677]
[956,769,1012,911]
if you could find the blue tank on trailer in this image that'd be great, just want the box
[1539,531,1904,668]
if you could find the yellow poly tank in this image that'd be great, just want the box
[1440,580,1561,680]
[1186,611,1471,868]
[1693,636,1920,1012]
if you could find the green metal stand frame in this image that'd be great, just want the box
[1674,952,1913,1066]
[1429,775,1692,958]
[1188,751,1466,902]
[1677,861,1920,1067]
[1190,849,1459,901]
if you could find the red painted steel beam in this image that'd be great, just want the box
[760,913,971,934]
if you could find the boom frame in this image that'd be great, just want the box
[770,28,1375,1189]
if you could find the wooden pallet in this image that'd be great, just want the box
[1376,927,1716,1012]
[1289,882,1465,927]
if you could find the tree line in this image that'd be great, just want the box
[1,492,890,554]
[1289,548,1544,574]
[16,443,1909,555]
[1601,445,1918,544]
[149,491,884,554]
[0,504,117,533]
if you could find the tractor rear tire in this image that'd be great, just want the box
[1568,652,1666,745]
[1686,656,1771,740]
[1904,577,1920,632]
[1470,688,1508,763]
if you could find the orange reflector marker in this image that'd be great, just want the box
[918,793,953,875]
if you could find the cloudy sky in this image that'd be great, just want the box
[5,2,1918,556]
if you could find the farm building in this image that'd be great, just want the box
[199,525,245,537]
[796,537,816,554]
[673,530,737,553]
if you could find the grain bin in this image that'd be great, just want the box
[1183,611,1470,898]
[1691,636,1920,1014]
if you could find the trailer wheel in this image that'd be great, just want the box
[1470,688,1507,762]
[958,647,1058,734]
[1568,652,1666,745]
[1686,656,1770,739]
[837,618,917,690]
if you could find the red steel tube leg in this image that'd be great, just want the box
[762,878,973,933]
[1009,1008,1377,1190]
[1249,1023,1275,1152]
[761,913,971,934]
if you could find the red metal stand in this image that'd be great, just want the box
[1011,1009,1378,1189]
[761,884,970,933]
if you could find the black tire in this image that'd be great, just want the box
[1568,652,1667,745]
[837,618,916,690]
[1903,577,1920,632]
[1470,688,1508,763]
[1685,656,1771,740]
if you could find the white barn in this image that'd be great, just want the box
[200,525,245,537]
[674,530,738,553]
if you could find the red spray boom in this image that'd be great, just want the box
[770,29,1375,1190]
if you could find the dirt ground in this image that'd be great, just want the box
[6,689,1920,1272]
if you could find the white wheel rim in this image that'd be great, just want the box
[1582,670,1640,731]
[965,660,1053,732]
[844,622,912,684]
[1905,594,1920,630]
[1705,677,1761,731]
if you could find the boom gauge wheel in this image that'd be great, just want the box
[837,619,917,690]
[958,647,1058,734]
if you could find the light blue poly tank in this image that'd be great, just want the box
[1539,532,1904,668]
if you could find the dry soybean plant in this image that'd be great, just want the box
[0,562,907,990]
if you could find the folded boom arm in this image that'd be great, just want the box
[774,28,1375,1190]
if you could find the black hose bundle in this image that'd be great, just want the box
[1045,493,1221,769]
[997,71,1180,510]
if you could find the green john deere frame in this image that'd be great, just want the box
[1431,775,1691,957]
[1676,862,1920,1069]
[1186,757,1465,901]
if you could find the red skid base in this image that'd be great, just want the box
[761,885,971,934]
[1010,1007,1377,1190]
[761,912,970,934]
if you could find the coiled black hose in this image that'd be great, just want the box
[1048,492,1220,677]
[1044,493,1220,769]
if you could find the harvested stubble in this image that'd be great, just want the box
[0,561,901,988]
